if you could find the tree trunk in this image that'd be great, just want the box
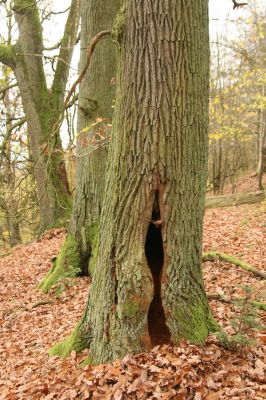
[257,110,266,190]
[51,0,216,363]
[1,64,21,247]
[38,0,119,293]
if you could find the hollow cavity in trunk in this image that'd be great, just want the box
[145,192,171,346]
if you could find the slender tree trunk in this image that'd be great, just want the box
[39,0,119,293]
[1,65,21,247]
[51,0,216,364]
[257,86,266,190]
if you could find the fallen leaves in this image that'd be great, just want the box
[0,203,265,399]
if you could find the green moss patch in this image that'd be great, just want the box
[49,322,87,358]
[38,233,81,293]
[172,301,219,345]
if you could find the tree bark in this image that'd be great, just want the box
[0,0,81,231]
[38,0,119,293]
[50,0,216,364]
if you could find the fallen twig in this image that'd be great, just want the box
[32,300,53,308]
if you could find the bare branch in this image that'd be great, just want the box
[64,30,111,108]
[232,0,248,9]
[0,116,26,162]
[0,82,18,98]
[41,5,71,22]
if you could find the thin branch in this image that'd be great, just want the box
[15,52,78,71]
[64,30,111,108]
[8,116,26,133]
[43,41,61,51]
[0,117,26,165]
[0,82,17,96]
[41,6,71,22]
[232,0,248,9]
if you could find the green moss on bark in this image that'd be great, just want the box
[38,233,80,293]
[0,44,15,66]
[120,300,139,318]
[49,322,87,358]
[39,222,99,292]
[112,2,127,47]
[172,302,218,344]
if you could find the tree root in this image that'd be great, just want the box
[203,251,266,279]
[32,300,53,308]
[207,292,266,311]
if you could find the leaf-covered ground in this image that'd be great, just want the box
[0,203,265,399]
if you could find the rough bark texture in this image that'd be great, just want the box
[205,190,266,209]
[51,0,216,363]
[39,0,119,293]
[0,0,81,231]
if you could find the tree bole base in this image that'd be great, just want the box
[38,234,81,293]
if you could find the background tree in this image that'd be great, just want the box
[38,0,120,292]
[208,5,266,193]
[0,66,22,247]
[0,6,27,247]
[51,0,216,364]
[0,0,81,231]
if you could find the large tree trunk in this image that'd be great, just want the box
[51,0,216,364]
[0,0,81,231]
[38,0,119,293]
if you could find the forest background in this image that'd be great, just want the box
[0,0,265,247]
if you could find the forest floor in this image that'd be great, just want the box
[0,202,265,400]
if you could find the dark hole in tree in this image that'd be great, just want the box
[145,194,171,346]
[81,253,90,276]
